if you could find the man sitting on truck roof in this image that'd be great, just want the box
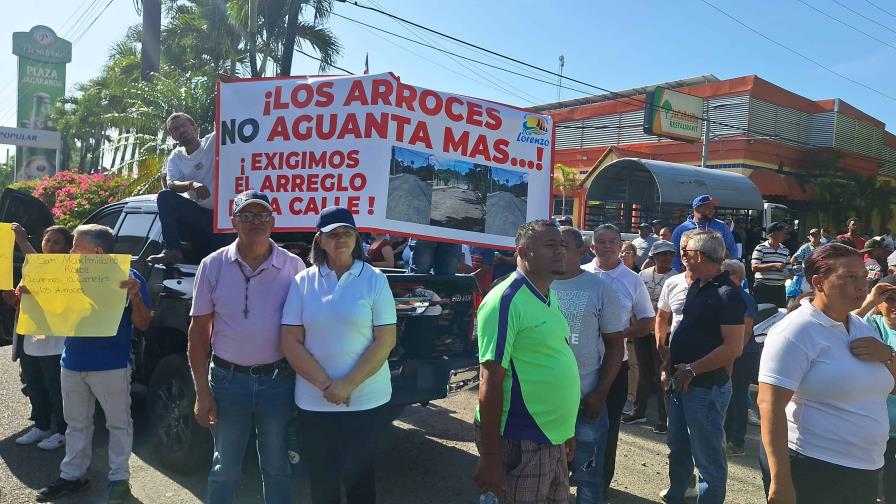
[670,195,737,272]
[147,112,217,265]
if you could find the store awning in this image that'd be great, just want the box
[749,169,816,201]
[585,158,764,210]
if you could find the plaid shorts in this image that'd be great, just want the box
[474,423,570,504]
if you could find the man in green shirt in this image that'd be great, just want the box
[474,220,580,503]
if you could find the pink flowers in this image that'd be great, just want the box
[10,170,129,229]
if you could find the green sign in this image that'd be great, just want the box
[643,87,704,143]
[12,26,71,180]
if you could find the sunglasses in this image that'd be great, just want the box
[682,249,704,257]
[235,211,273,223]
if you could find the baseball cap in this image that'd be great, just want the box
[862,237,886,253]
[766,222,787,234]
[879,274,896,286]
[692,194,719,209]
[638,222,652,229]
[232,190,273,214]
[649,240,676,257]
[316,206,357,232]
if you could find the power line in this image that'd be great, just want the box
[361,0,543,104]
[73,0,117,46]
[333,6,821,148]
[699,0,896,103]
[865,0,896,19]
[343,14,547,105]
[67,0,106,41]
[63,0,103,38]
[832,0,896,36]
[296,49,355,74]
[795,0,896,51]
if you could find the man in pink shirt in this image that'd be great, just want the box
[188,190,305,504]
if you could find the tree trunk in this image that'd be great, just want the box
[140,0,162,81]
[248,0,260,77]
[279,0,302,77]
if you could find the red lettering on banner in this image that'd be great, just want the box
[343,80,369,106]
[290,84,315,108]
[395,82,417,111]
[316,81,334,107]
[288,196,362,216]
[337,114,362,140]
[443,128,470,156]
[370,79,394,106]
[392,114,411,142]
[408,121,433,149]
[484,107,502,130]
[267,116,290,141]
[418,90,442,116]
[492,139,510,164]
[466,101,484,127]
[445,96,464,122]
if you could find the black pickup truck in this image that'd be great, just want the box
[0,188,480,472]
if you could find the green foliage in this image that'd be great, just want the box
[9,171,129,229]
[50,0,342,199]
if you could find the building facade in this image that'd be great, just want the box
[538,75,896,235]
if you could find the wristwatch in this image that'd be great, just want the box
[685,364,696,378]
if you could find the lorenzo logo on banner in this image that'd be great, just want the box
[216,73,554,248]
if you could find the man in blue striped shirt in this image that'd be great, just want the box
[671,195,737,272]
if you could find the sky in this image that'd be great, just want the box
[2,0,896,159]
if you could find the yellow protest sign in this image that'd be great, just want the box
[0,223,13,290]
[17,254,131,337]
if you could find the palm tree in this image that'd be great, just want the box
[139,0,162,80]
[554,163,579,216]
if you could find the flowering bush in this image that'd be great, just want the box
[10,170,129,229]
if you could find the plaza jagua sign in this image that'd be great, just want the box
[643,87,704,143]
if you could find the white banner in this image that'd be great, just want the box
[0,126,60,149]
[216,73,553,249]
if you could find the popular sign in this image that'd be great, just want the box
[643,87,704,143]
[216,73,554,248]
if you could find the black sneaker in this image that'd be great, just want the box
[621,414,647,424]
[726,442,746,456]
[653,423,668,434]
[36,477,90,502]
[107,480,132,504]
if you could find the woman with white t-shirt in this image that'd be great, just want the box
[7,224,72,451]
[280,206,397,504]
[759,243,896,504]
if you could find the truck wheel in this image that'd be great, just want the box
[148,354,212,473]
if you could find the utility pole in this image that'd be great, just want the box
[701,102,711,168]
[557,55,565,102]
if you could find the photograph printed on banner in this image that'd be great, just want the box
[386,146,434,225]
[486,167,528,237]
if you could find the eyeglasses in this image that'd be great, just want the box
[235,212,273,223]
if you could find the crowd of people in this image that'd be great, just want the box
[474,194,896,504]
[2,110,895,504]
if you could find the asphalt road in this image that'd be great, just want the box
[386,174,432,226]
[0,346,767,503]
[430,186,485,232]
[485,192,526,238]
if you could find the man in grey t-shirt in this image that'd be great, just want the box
[632,222,659,269]
[553,226,626,504]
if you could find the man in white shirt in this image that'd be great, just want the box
[148,113,217,264]
[582,223,656,493]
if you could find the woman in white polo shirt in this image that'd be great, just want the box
[280,206,397,504]
[759,243,896,504]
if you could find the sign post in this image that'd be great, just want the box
[12,26,71,181]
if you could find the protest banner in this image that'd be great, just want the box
[17,254,131,337]
[0,224,13,290]
[216,73,554,249]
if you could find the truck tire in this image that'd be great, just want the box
[148,353,212,473]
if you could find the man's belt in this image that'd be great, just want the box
[690,367,729,389]
[212,356,290,377]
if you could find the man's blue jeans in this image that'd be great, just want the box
[156,188,213,253]
[666,381,732,504]
[410,240,461,275]
[206,363,295,504]
[570,409,609,504]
